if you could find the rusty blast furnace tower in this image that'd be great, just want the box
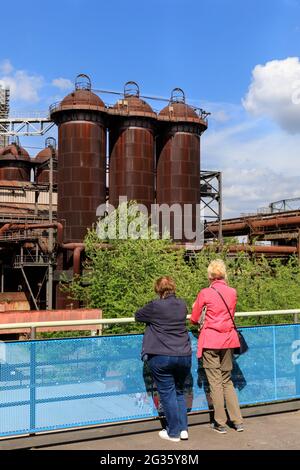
[156,88,207,241]
[109,82,156,211]
[50,74,107,242]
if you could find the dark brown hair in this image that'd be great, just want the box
[154,276,176,299]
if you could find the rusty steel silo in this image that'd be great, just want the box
[0,143,31,181]
[108,81,156,211]
[156,88,208,243]
[35,137,58,184]
[50,74,107,242]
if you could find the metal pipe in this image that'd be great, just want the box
[60,243,84,249]
[0,309,299,331]
[251,215,300,228]
[224,245,297,254]
[59,242,112,279]
[0,223,12,234]
[47,149,54,310]
[59,243,85,277]
[73,246,84,276]
[208,215,300,235]
[0,220,109,279]
[0,221,64,244]
[207,222,247,233]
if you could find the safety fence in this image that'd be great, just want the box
[0,322,300,437]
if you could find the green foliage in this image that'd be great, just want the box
[38,331,91,340]
[61,203,300,335]
[65,229,193,334]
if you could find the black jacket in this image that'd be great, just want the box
[135,294,192,358]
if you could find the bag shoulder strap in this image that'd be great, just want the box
[210,286,237,331]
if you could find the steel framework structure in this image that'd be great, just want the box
[0,85,10,146]
[200,170,222,242]
[269,197,300,213]
[0,116,54,137]
[0,150,56,310]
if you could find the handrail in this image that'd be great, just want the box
[0,309,299,339]
[0,318,127,329]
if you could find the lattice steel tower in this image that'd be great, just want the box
[0,84,10,147]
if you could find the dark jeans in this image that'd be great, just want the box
[147,355,192,438]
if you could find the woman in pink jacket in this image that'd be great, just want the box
[190,259,243,434]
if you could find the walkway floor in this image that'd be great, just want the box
[36,411,300,451]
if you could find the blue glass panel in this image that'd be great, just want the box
[0,324,299,437]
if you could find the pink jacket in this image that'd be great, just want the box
[190,279,240,358]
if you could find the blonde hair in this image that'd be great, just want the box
[207,259,227,281]
[154,276,176,298]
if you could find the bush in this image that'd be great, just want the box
[62,203,300,334]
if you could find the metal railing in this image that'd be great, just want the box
[0,309,299,339]
[48,101,208,125]
[0,232,38,242]
[0,321,299,438]
[13,254,50,268]
[0,214,53,224]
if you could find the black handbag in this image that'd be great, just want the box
[235,330,249,355]
[210,286,249,355]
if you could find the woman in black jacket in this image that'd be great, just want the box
[135,276,192,443]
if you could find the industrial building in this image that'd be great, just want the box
[0,73,299,314]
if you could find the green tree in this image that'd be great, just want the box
[65,202,196,334]
[61,202,300,335]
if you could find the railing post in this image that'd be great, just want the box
[293,323,300,397]
[29,336,36,435]
[272,326,278,401]
[30,327,36,340]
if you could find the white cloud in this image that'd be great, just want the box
[243,57,300,134]
[52,77,73,90]
[202,115,300,218]
[0,59,13,75]
[0,63,44,102]
[221,167,300,217]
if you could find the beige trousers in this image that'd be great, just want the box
[203,349,243,427]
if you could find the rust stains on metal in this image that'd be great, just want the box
[50,74,107,243]
[0,292,30,312]
[0,308,102,334]
[110,82,156,119]
[225,244,297,254]
[109,81,156,211]
[0,203,55,215]
[35,146,58,185]
[156,88,207,242]
[207,212,300,236]
[0,143,31,182]
[0,180,34,188]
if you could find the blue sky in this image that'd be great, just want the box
[1,0,300,216]
[2,0,300,103]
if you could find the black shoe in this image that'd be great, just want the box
[211,422,227,434]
